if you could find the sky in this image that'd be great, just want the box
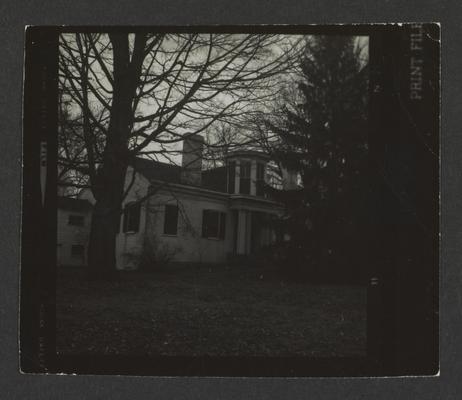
[59,34,369,169]
[138,35,369,167]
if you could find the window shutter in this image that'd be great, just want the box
[219,212,226,239]
[203,210,226,239]
[202,210,209,237]
[164,204,179,235]
[68,215,85,226]
[130,203,141,232]
[123,202,141,233]
[71,244,84,257]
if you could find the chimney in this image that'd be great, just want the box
[281,167,299,190]
[181,134,204,186]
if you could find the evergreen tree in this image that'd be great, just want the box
[266,36,369,277]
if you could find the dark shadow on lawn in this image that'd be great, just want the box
[56,264,367,359]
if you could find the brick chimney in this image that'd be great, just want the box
[181,134,204,186]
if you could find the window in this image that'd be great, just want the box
[256,163,265,196]
[202,210,226,239]
[68,214,84,226]
[227,161,236,194]
[239,161,251,195]
[163,204,179,235]
[123,202,141,233]
[71,244,84,258]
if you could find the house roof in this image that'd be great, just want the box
[225,149,270,161]
[57,196,93,212]
[132,157,182,184]
[132,157,228,193]
[201,166,227,192]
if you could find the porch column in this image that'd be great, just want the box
[236,209,249,255]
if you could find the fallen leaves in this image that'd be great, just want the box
[56,267,367,357]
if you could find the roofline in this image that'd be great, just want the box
[149,179,229,201]
[149,179,283,208]
[225,150,270,161]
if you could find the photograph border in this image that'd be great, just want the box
[1,0,459,398]
[20,23,438,378]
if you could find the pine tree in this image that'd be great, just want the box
[267,36,369,276]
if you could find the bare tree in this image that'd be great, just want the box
[58,32,301,277]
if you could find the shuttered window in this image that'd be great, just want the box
[123,202,141,233]
[202,210,226,240]
[163,204,179,235]
[71,244,84,257]
[68,215,84,226]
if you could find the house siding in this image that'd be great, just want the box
[144,191,233,264]
[62,157,285,270]
[112,166,237,268]
[56,208,91,266]
[115,167,150,270]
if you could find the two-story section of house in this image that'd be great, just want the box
[71,134,290,270]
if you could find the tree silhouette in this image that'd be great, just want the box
[58,32,300,278]
[262,36,369,277]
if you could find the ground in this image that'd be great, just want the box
[56,264,367,357]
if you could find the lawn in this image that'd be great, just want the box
[56,264,367,357]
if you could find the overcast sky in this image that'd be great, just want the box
[60,34,369,168]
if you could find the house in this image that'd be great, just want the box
[60,135,297,270]
[56,196,92,266]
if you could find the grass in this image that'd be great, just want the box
[56,264,367,357]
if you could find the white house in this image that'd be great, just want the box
[60,135,296,269]
[56,196,92,266]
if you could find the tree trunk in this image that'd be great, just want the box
[86,33,146,278]
[87,156,127,279]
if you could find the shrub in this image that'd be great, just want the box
[138,235,181,272]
